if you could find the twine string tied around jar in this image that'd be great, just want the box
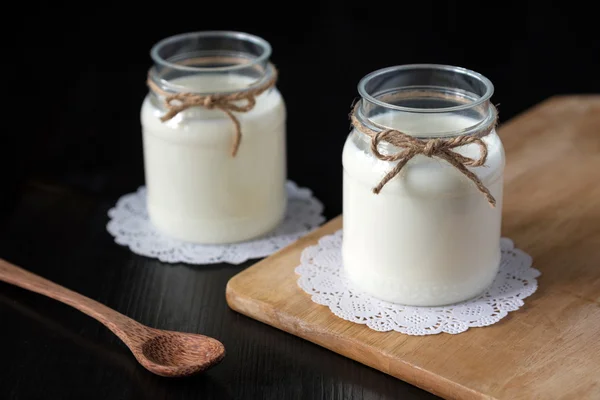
[350,102,498,207]
[147,67,278,156]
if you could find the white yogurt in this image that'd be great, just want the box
[342,112,504,306]
[141,74,286,244]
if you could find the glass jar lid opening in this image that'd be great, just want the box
[148,31,274,95]
[151,31,272,73]
[357,64,494,114]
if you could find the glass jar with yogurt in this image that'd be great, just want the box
[142,31,286,244]
[342,64,503,306]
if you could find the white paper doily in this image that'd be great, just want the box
[107,181,325,265]
[296,230,540,335]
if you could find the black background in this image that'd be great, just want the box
[5,1,600,213]
[1,2,599,399]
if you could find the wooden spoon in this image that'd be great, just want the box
[0,259,225,377]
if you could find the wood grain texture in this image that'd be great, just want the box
[226,95,600,400]
[0,259,225,377]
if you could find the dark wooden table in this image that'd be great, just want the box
[0,182,438,400]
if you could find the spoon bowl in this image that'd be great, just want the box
[139,332,225,377]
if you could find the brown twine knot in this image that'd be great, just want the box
[147,66,278,156]
[350,103,498,207]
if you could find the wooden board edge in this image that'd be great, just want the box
[226,283,488,400]
[225,215,491,400]
[498,94,600,132]
[226,216,343,286]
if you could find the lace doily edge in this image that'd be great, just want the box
[294,230,541,335]
[105,181,326,265]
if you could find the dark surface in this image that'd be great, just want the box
[0,183,438,400]
[2,2,599,399]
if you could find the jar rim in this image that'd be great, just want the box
[150,31,272,73]
[357,64,494,114]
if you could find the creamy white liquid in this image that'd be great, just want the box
[141,75,286,244]
[342,112,504,306]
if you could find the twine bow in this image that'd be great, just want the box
[147,67,278,156]
[350,103,498,207]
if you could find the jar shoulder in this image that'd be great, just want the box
[342,130,505,192]
[140,89,286,139]
[141,88,286,127]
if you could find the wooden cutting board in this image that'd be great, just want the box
[226,96,600,400]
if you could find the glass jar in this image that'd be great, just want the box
[142,31,286,244]
[342,64,504,306]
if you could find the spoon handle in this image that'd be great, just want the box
[0,258,139,342]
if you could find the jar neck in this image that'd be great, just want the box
[354,64,496,139]
[147,31,274,96]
